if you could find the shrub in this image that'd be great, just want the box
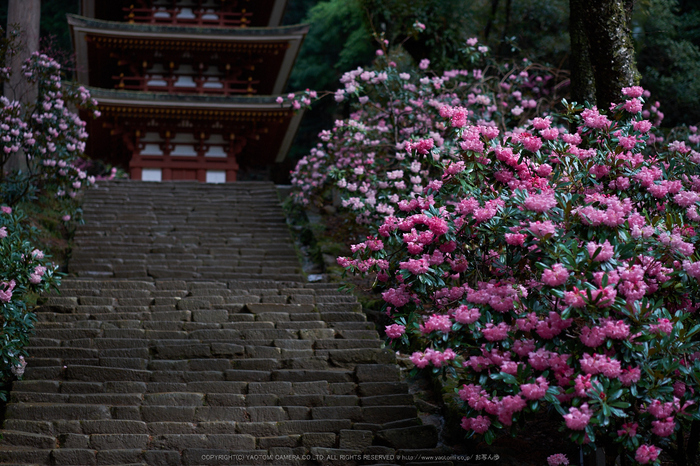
[0,31,98,398]
[288,38,568,224]
[0,207,60,397]
[339,88,700,463]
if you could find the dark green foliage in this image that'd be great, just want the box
[288,0,375,92]
[358,0,569,71]
[635,0,700,126]
[1,0,78,69]
[359,0,479,71]
[283,0,375,166]
[38,0,78,69]
[491,0,569,64]
[282,0,321,25]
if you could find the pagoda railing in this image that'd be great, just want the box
[113,74,259,95]
[123,6,253,27]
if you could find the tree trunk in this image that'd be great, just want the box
[569,0,639,109]
[484,0,499,41]
[4,0,41,173]
[569,0,596,104]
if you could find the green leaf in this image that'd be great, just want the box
[490,372,518,385]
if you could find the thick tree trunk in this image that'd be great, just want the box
[569,0,639,109]
[4,0,41,173]
[569,0,596,104]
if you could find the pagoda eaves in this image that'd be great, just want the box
[81,0,289,28]
[68,0,308,182]
[68,15,308,96]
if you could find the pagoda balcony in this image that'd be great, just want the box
[123,5,254,28]
[68,15,309,96]
[113,74,260,95]
[82,0,290,29]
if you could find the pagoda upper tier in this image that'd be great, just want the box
[68,0,307,182]
[81,0,289,28]
[68,15,307,96]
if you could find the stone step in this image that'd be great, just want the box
[0,430,56,449]
[0,180,439,462]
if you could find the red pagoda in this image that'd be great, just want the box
[68,0,308,182]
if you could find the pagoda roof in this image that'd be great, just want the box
[68,14,308,95]
[67,14,309,40]
[80,0,290,29]
[88,87,304,163]
[88,86,294,109]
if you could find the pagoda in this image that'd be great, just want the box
[68,0,308,182]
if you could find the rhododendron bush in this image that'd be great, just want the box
[0,207,60,398]
[0,32,98,399]
[1,49,98,211]
[289,30,700,462]
[334,86,700,464]
[289,38,569,224]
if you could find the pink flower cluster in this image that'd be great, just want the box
[410,348,456,368]
[635,445,661,464]
[547,454,569,466]
[324,53,700,457]
[0,279,16,303]
[563,403,592,430]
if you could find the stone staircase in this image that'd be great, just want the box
[0,181,446,466]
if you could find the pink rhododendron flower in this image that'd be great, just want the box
[674,381,687,397]
[410,351,430,368]
[648,399,675,419]
[528,348,554,371]
[522,135,543,152]
[0,280,17,303]
[623,98,643,114]
[617,422,638,437]
[574,374,593,397]
[520,376,548,400]
[535,313,570,339]
[523,192,557,213]
[10,355,26,377]
[651,417,675,437]
[481,322,510,341]
[528,220,557,237]
[454,305,480,324]
[532,117,551,130]
[400,257,430,275]
[421,314,453,334]
[619,367,641,386]
[547,454,569,466]
[461,415,490,433]
[581,107,610,129]
[541,263,569,286]
[382,287,411,307]
[385,324,405,339]
[505,233,526,246]
[580,326,606,347]
[650,318,673,335]
[635,445,661,464]
[622,86,644,98]
[563,403,592,430]
[683,260,700,280]
[586,240,614,261]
